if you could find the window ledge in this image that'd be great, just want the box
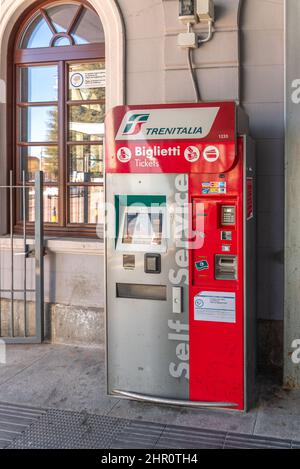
[0,236,104,256]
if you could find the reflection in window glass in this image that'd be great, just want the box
[20,14,52,48]
[20,66,58,103]
[69,145,103,183]
[72,8,105,44]
[69,186,104,224]
[27,186,59,223]
[45,4,78,33]
[19,106,58,142]
[20,4,104,50]
[20,146,58,183]
[68,104,104,141]
[69,62,105,101]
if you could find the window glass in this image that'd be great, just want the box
[27,187,59,223]
[20,13,52,48]
[16,3,106,232]
[20,146,58,183]
[69,145,103,183]
[19,106,58,142]
[45,4,78,33]
[69,62,105,101]
[20,66,58,102]
[20,4,104,49]
[53,36,72,47]
[69,186,104,224]
[68,104,104,141]
[72,8,105,44]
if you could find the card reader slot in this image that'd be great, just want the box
[116,283,167,301]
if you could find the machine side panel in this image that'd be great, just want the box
[244,136,257,410]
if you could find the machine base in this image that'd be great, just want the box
[112,390,239,409]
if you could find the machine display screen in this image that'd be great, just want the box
[116,199,167,253]
[122,211,163,246]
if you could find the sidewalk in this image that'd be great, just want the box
[0,344,299,448]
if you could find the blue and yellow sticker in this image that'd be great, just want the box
[202,181,226,195]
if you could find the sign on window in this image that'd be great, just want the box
[69,70,106,89]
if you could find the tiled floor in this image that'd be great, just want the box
[0,344,299,444]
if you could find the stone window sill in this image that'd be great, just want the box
[0,236,104,256]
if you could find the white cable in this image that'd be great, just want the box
[198,20,213,44]
[187,47,201,102]
[187,20,214,103]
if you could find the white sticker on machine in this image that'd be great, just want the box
[194,291,236,323]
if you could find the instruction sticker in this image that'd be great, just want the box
[194,291,236,323]
[70,70,106,89]
[202,182,226,195]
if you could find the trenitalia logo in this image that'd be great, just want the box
[116,107,220,141]
[122,114,150,136]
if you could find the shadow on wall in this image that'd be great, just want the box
[239,0,284,376]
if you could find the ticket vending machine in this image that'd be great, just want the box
[105,102,256,411]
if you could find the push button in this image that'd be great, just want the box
[144,254,161,274]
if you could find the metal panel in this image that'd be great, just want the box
[106,173,190,401]
[243,136,257,410]
[34,171,44,343]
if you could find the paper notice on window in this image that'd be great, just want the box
[69,70,106,89]
[194,291,236,323]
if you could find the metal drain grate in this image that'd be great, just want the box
[9,409,129,449]
[0,402,46,449]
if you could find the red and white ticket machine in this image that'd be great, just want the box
[105,102,256,411]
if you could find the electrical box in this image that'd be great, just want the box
[179,0,198,24]
[177,32,197,48]
[197,0,215,21]
[105,102,256,412]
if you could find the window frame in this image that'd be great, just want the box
[12,0,105,238]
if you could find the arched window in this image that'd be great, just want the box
[14,1,105,237]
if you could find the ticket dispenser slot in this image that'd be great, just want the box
[215,255,238,280]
